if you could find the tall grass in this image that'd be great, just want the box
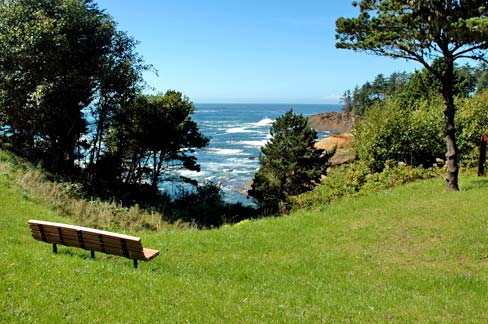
[0,150,183,232]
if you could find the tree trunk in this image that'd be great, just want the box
[441,82,460,191]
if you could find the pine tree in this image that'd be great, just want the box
[249,109,334,211]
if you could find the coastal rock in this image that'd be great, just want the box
[315,133,355,167]
[315,133,353,151]
[308,111,355,133]
[241,180,253,194]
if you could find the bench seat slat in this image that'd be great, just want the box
[31,231,150,260]
[30,229,143,250]
[30,230,143,251]
[28,221,141,242]
[142,248,159,261]
[28,220,159,264]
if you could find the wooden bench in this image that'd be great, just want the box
[28,220,159,268]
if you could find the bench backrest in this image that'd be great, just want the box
[28,220,148,260]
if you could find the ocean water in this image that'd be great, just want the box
[164,103,341,204]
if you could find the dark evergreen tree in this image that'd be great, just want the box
[249,110,334,212]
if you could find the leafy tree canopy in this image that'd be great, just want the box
[342,63,488,115]
[104,91,209,189]
[336,0,488,191]
[0,0,114,171]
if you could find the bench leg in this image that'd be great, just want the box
[133,259,138,269]
[53,243,57,254]
[91,250,95,259]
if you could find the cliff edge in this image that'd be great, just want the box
[308,111,355,134]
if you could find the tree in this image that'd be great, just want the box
[249,110,334,211]
[0,0,115,173]
[474,62,488,94]
[88,30,149,171]
[336,0,488,190]
[105,91,209,189]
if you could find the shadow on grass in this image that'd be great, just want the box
[59,249,95,260]
[57,249,159,269]
[462,177,488,191]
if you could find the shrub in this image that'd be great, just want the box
[290,161,440,210]
[169,183,258,228]
[456,91,488,167]
[353,97,445,172]
[170,183,225,228]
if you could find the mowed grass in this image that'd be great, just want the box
[1,166,488,323]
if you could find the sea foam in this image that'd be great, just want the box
[239,140,269,148]
[253,118,274,126]
[226,127,254,133]
[206,148,247,156]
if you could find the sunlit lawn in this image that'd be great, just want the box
[1,168,487,323]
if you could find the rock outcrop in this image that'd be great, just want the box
[315,133,353,151]
[308,111,355,134]
[315,133,355,167]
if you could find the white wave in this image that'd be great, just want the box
[176,170,206,177]
[226,157,258,164]
[253,118,274,127]
[224,170,255,175]
[206,148,247,156]
[239,140,269,148]
[198,109,219,113]
[226,127,254,133]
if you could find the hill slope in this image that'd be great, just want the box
[1,159,487,323]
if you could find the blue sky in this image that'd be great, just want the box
[96,0,419,104]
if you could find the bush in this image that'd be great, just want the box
[456,91,488,167]
[353,97,445,172]
[290,161,440,210]
[170,183,258,228]
[170,183,225,228]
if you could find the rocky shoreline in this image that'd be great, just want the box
[307,111,355,134]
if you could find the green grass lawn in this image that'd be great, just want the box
[1,165,488,323]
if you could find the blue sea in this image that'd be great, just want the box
[162,103,341,204]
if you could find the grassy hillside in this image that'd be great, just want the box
[1,155,488,322]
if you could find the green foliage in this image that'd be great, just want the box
[170,183,258,228]
[0,1,210,212]
[337,0,488,190]
[353,98,445,172]
[474,63,488,94]
[0,0,114,172]
[170,183,226,228]
[291,161,440,210]
[88,29,149,169]
[456,91,488,166]
[344,63,488,116]
[342,71,410,115]
[400,69,442,104]
[0,149,172,232]
[249,110,334,212]
[336,1,488,65]
[102,91,209,189]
